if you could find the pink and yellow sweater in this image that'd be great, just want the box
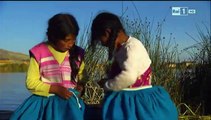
[26,43,84,97]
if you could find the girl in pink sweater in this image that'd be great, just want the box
[10,13,85,120]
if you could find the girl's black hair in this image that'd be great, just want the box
[47,13,79,44]
[69,44,85,81]
[90,12,125,60]
[47,13,82,82]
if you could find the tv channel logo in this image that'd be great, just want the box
[172,7,196,16]
[188,9,196,14]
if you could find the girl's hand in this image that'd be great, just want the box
[75,84,84,97]
[49,85,73,99]
[97,79,107,88]
[75,85,83,93]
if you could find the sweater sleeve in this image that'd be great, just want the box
[26,57,51,97]
[77,61,85,81]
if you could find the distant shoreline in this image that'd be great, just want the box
[0,62,29,73]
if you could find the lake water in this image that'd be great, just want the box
[0,73,31,111]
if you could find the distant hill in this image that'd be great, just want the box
[0,49,29,61]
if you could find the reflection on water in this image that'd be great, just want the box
[0,73,31,111]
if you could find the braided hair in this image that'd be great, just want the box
[69,44,85,81]
[90,12,125,60]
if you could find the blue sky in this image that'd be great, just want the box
[0,1,210,61]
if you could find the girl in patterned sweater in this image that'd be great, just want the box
[10,13,85,120]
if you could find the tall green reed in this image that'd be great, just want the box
[182,23,211,115]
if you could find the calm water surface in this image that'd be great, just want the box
[0,73,31,111]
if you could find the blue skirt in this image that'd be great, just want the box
[102,86,178,120]
[10,89,85,120]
